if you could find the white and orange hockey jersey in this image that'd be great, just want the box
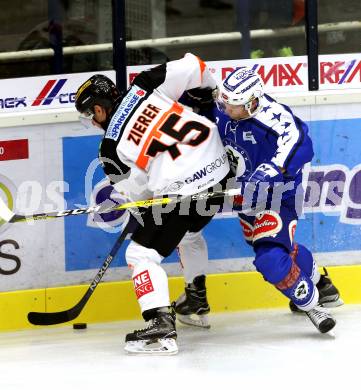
[99,53,229,201]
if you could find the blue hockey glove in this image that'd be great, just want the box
[248,162,283,185]
[242,162,283,207]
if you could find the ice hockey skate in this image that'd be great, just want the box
[124,308,178,355]
[289,267,343,313]
[173,275,210,329]
[305,304,336,334]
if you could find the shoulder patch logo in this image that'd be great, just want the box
[105,85,146,141]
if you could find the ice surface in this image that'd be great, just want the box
[0,304,358,389]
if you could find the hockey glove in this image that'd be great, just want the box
[248,162,283,185]
[181,87,215,112]
[243,162,284,206]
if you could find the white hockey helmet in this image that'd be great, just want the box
[216,67,264,118]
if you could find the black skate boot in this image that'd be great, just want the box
[173,275,210,328]
[289,267,343,313]
[317,267,343,307]
[306,304,336,334]
[124,307,178,355]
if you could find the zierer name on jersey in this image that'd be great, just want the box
[127,104,161,146]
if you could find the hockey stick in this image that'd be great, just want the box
[27,217,137,325]
[1,188,243,224]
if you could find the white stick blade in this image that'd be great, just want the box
[0,196,15,224]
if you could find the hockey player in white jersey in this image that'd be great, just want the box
[74,53,231,355]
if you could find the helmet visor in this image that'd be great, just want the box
[215,88,245,113]
[80,108,94,118]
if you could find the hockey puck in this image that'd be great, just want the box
[73,323,87,330]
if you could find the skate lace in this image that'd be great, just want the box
[310,306,329,322]
[135,318,158,332]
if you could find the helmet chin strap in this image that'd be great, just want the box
[246,98,262,118]
[234,98,261,121]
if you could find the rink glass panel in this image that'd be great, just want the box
[0,1,360,80]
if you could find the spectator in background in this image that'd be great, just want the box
[247,0,305,58]
[293,0,305,25]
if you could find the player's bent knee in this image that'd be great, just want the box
[294,242,315,277]
[126,240,164,268]
[254,244,292,285]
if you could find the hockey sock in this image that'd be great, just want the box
[126,241,170,313]
[177,231,208,283]
[293,243,321,285]
[254,243,318,311]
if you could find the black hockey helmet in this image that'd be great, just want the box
[75,74,120,116]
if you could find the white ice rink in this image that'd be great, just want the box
[0,304,359,390]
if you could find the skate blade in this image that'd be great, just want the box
[124,338,178,355]
[321,298,344,308]
[178,314,210,329]
[326,329,336,338]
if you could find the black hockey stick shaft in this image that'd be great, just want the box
[27,217,137,325]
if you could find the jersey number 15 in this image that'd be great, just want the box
[146,113,210,160]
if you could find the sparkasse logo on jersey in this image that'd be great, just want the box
[105,85,146,141]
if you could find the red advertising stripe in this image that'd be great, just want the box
[31,79,56,106]
[0,139,29,161]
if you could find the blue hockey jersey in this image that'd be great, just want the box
[213,94,314,199]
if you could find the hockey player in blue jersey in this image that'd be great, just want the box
[174,66,342,333]
[214,67,339,333]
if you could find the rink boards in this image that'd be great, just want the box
[1,54,361,329]
[1,265,361,331]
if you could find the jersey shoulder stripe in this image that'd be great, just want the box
[195,55,206,81]
[132,63,167,92]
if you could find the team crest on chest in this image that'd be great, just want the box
[223,139,252,179]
